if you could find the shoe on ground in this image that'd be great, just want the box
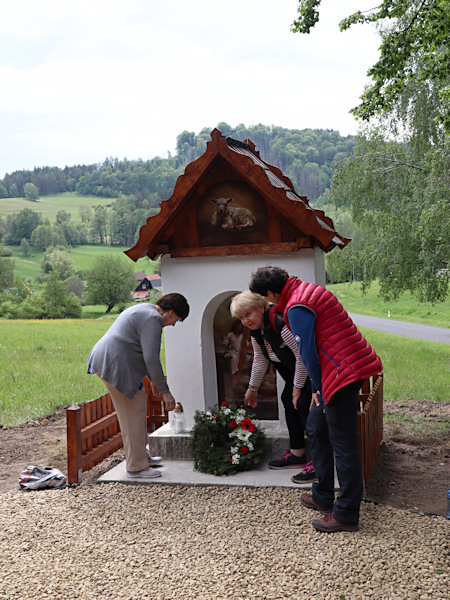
[148,456,163,467]
[300,492,333,514]
[291,461,317,484]
[268,449,307,469]
[127,467,161,479]
[312,514,359,533]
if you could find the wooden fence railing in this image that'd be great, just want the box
[358,373,383,487]
[67,373,383,487]
[66,377,167,485]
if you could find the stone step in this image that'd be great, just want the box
[148,423,310,462]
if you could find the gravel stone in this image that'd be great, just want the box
[0,484,448,599]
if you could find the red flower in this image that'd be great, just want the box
[241,418,256,432]
[228,458,232,463]
[221,401,229,408]
[230,420,238,429]
[215,415,219,419]
[240,446,249,454]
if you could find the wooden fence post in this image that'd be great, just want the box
[66,405,82,485]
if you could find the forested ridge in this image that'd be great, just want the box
[0,124,355,205]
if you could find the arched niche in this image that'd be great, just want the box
[200,290,279,420]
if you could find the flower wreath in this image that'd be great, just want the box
[188,401,266,476]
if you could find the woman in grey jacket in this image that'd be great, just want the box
[87,293,189,478]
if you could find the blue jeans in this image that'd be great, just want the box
[306,380,364,525]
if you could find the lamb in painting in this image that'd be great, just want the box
[211,197,256,230]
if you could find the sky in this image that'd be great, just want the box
[0,0,381,178]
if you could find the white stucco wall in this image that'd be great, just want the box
[161,248,325,428]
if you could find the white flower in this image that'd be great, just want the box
[231,453,240,464]
[230,428,252,443]
[221,408,231,416]
[247,442,254,451]
[231,446,239,454]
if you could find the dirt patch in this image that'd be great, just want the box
[1,399,449,516]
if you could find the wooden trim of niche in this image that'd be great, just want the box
[169,239,312,258]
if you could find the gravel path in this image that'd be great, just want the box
[0,483,448,600]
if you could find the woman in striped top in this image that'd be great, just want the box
[230,291,316,480]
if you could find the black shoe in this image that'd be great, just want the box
[291,461,317,483]
[268,450,307,469]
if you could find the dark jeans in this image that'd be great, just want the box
[282,377,311,450]
[306,380,364,525]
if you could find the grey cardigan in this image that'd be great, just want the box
[87,303,169,399]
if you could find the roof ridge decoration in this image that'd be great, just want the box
[125,128,350,261]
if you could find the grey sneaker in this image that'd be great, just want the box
[127,468,161,479]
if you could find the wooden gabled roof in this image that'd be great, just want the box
[125,128,350,261]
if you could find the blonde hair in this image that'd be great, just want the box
[230,290,268,318]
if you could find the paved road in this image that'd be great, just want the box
[348,312,450,344]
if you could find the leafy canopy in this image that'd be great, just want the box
[85,255,136,313]
[291,0,450,131]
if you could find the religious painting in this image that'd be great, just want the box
[197,180,268,247]
[213,296,279,420]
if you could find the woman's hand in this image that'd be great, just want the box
[162,391,176,412]
[310,391,321,411]
[244,388,258,408]
[292,386,302,409]
[150,381,160,397]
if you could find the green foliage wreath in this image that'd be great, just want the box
[188,402,267,476]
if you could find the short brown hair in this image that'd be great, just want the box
[249,266,289,296]
[156,293,189,320]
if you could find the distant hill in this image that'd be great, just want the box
[0,124,355,204]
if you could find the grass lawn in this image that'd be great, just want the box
[360,327,449,403]
[328,281,449,328]
[0,317,447,426]
[0,319,167,426]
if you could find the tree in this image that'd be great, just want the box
[5,208,41,244]
[85,255,136,313]
[31,223,56,251]
[20,238,31,256]
[39,272,82,318]
[41,246,75,280]
[24,182,39,201]
[292,1,449,302]
[329,130,449,302]
[90,205,108,244]
[0,257,14,290]
[291,0,449,131]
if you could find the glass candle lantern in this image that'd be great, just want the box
[172,402,186,433]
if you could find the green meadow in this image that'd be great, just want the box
[0,317,447,426]
[0,192,114,223]
[327,281,449,328]
[8,244,158,293]
[0,319,167,426]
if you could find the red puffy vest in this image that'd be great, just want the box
[277,277,383,403]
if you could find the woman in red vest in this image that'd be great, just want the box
[250,266,383,533]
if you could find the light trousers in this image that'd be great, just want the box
[101,379,149,473]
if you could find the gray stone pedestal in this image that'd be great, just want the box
[148,422,310,462]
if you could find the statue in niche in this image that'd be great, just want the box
[210,197,256,230]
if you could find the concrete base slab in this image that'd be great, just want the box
[97,458,324,489]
